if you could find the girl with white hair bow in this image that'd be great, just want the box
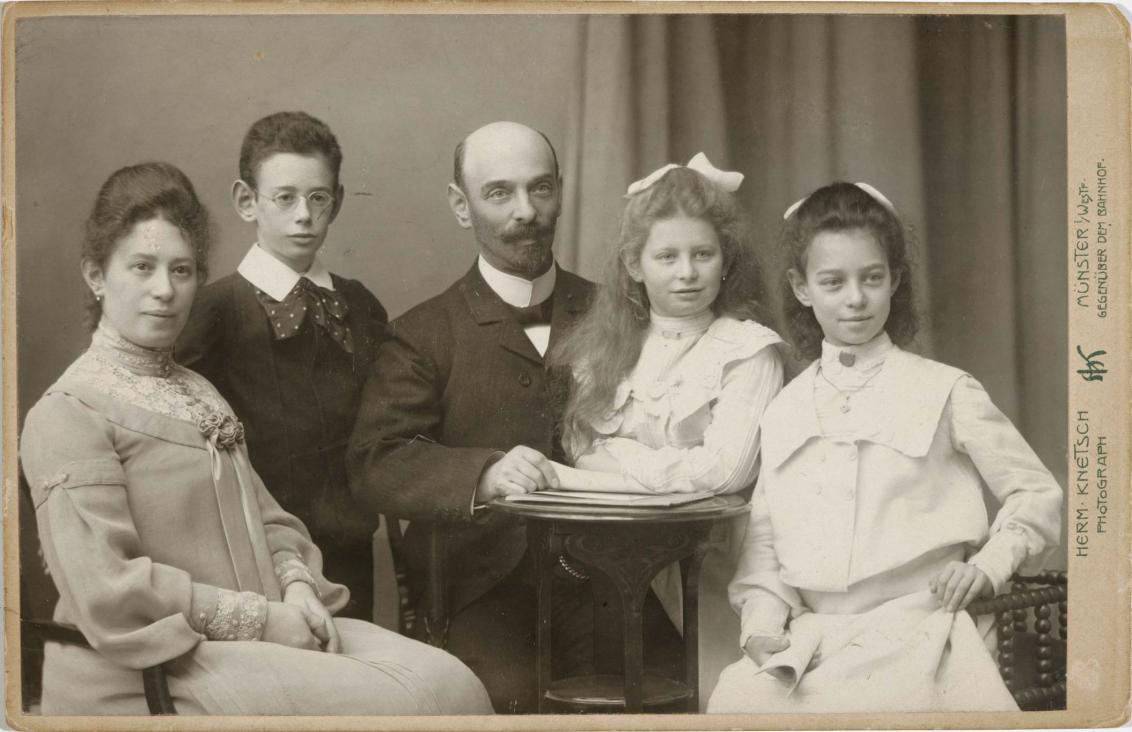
[549,153,786,706]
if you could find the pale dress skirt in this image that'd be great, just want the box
[41,619,492,716]
[707,546,1018,714]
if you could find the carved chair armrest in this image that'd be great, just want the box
[383,517,449,648]
[965,570,1067,711]
[423,524,450,648]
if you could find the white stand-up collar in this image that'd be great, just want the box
[237,243,335,302]
[477,255,556,307]
[820,331,894,377]
[648,309,715,339]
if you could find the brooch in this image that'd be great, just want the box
[198,412,246,450]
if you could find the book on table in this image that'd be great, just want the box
[503,490,716,508]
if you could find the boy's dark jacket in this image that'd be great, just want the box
[177,272,388,544]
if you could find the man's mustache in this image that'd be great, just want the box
[501,222,554,244]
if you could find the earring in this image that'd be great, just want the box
[94,292,103,302]
[721,274,727,281]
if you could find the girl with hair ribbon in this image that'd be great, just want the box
[707,181,1062,712]
[550,153,785,705]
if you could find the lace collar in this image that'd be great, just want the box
[90,321,176,379]
[648,309,715,340]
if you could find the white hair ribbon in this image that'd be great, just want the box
[781,196,807,221]
[852,182,898,215]
[625,152,744,198]
[782,181,898,220]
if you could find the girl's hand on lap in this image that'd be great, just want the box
[743,634,792,680]
[929,561,991,612]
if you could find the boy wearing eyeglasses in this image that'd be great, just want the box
[177,111,389,622]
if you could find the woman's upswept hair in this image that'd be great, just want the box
[551,166,769,456]
[779,182,918,361]
[82,162,212,329]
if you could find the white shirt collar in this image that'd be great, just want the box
[477,255,556,308]
[236,243,335,302]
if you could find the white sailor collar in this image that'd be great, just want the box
[761,347,967,468]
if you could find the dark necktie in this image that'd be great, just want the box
[507,297,554,326]
[256,277,354,354]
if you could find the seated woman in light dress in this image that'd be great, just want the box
[19,162,492,716]
[550,154,785,707]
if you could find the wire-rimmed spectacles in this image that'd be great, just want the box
[255,189,335,219]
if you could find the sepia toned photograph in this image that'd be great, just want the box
[2,3,1128,729]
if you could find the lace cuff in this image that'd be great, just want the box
[203,589,268,641]
[274,556,321,598]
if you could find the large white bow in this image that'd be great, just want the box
[782,182,898,220]
[625,152,744,198]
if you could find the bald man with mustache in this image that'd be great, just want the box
[347,122,591,712]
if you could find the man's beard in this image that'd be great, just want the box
[500,222,555,274]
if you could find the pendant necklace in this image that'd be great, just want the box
[818,359,885,413]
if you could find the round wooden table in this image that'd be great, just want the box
[491,494,750,713]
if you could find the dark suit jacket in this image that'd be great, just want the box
[346,262,594,613]
[177,272,388,545]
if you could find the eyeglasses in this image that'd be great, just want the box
[254,189,335,219]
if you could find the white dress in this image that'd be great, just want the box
[571,311,784,708]
[707,333,1062,713]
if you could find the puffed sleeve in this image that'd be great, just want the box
[949,376,1063,593]
[728,474,806,647]
[19,393,225,669]
[598,346,784,494]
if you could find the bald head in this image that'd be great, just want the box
[446,121,562,278]
[453,121,559,191]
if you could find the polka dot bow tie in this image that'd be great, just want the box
[257,277,354,353]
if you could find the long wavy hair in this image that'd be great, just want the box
[779,181,918,361]
[551,166,769,457]
[82,162,212,329]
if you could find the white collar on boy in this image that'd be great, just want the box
[477,255,556,308]
[237,243,335,302]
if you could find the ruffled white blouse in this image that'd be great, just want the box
[574,313,784,494]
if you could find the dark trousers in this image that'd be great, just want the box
[314,534,375,622]
[435,563,682,714]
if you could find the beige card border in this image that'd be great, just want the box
[3,2,1129,730]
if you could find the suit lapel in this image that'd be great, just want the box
[459,264,544,366]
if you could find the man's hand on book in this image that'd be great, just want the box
[475,445,559,503]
